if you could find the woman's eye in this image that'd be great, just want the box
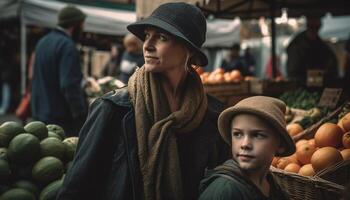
[159,34,168,41]
[254,132,267,139]
[232,131,242,138]
[144,33,150,39]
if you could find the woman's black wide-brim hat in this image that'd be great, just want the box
[127,2,208,67]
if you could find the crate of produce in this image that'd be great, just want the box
[270,166,345,200]
[250,79,297,96]
[0,121,79,199]
[203,81,250,96]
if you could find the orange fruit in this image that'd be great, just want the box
[296,139,309,149]
[230,70,243,82]
[284,163,301,173]
[341,149,350,160]
[308,139,316,148]
[311,147,343,172]
[341,113,350,132]
[271,157,280,167]
[213,68,225,74]
[296,143,316,165]
[314,123,343,148]
[342,132,350,149]
[285,153,300,165]
[338,119,346,133]
[277,158,292,170]
[298,164,316,176]
[286,123,304,137]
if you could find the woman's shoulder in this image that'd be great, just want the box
[206,94,225,116]
[100,86,132,107]
[88,87,132,116]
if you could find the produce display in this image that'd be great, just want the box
[279,88,321,110]
[280,88,329,131]
[272,110,350,177]
[0,121,78,199]
[85,76,125,98]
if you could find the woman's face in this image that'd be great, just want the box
[230,114,283,173]
[143,27,189,73]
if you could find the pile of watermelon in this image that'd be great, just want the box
[0,121,78,200]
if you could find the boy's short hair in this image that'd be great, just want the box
[218,96,296,157]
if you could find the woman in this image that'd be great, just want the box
[57,2,228,200]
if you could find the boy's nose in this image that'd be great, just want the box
[240,136,252,150]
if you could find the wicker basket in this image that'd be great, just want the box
[270,166,345,200]
[316,159,350,187]
[292,104,344,142]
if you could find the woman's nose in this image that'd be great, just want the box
[143,37,155,52]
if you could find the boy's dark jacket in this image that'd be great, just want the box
[199,159,290,200]
[56,87,229,200]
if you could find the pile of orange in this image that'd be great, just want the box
[272,112,350,176]
[195,67,248,84]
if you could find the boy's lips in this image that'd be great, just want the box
[237,154,255,160]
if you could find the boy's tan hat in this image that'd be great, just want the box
[218,96,296,156]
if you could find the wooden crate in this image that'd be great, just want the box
[250,80,297,97]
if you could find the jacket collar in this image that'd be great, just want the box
[101,87,132,107]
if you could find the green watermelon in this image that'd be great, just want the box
[32,157,64,186]
[24,121,48,140]
[46,125,65,140]
[39,179,63,200]
[0,121,25,147]
[12,180,39,196]
[40,138,65,160]
[0,148,8,161]
[62,137,78,161]
[0,188,36,200]
[7,133,41,165]
[48,131,62,140]
[0,159,11,183]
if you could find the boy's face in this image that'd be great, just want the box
[230,113,283,172]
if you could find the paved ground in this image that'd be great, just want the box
[0,113,23,125]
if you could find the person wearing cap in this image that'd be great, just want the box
[199,96,294,200]
[286,16,338,87]
[57,2,229,200]
[31,5,87,136]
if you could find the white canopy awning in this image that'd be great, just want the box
[21,0,136,36]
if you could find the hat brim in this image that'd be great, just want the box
[127,17,208,67]
[218,107,296,157]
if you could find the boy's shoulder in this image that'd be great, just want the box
[199,175,245,200]
[199,159,253,200]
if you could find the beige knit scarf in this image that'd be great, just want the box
[127,66,208,200]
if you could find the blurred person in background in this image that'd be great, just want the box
[286,16,338,87]
[242,47,256,76]
[31,5,88,136]
[118,33,144,83]
[222,43,249,76]
[102,43,123,77]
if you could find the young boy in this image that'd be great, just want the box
[199,96,296,200]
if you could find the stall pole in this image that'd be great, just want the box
[20,15,27,96]
[270,0,277,78]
